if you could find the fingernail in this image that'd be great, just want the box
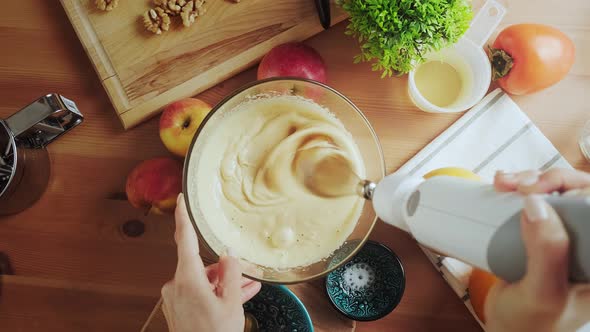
[226,247,237,257]
[524,195,548,223]
[519,173,540,187]
[177,193,184,205]
[497,170,517,180]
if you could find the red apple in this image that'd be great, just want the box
[257,43,327,83]
[126,157,183,215]
[160,98,211,157]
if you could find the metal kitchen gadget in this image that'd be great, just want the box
[372,174,590,283]
[303,157,590,283]
[0,94,83,216]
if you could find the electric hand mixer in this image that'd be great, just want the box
[296,149,590,283]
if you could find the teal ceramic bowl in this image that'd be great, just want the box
[325,241,405,321]
[244,284,313,332]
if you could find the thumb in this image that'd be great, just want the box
[217,248,242,303]
[520,195,569,308]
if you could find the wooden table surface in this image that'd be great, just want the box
[0,1,588,331]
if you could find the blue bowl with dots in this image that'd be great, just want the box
[325,240,405,321]
[244,284,313,332]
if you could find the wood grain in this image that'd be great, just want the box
[0,275,157,332]
[0,0,589,331]
[60,0,348,129]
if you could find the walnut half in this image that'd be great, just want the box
[143,7,171,35]
[153,0,187,16]
[96,0,119,11]
[180,0,206,28]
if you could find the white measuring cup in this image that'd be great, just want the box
[408,0,506,113]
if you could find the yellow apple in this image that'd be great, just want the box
[159,98,211,157]
[423,167,481,181]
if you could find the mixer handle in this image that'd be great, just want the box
[3,94,83,149]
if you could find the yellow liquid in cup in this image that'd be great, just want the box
[414,61,463,108]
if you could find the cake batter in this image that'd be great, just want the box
[188,95,365,269]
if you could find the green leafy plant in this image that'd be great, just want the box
[338,0,473,76]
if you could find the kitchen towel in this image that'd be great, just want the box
[394,88,574,329]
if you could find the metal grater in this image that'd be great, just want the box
[0,126,15,196]
[0,94,83,216]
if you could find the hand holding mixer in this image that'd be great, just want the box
[297,147,590,283]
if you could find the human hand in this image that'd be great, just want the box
[487,169,590,332]
[161,194,261,332]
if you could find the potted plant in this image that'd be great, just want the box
[338,0,473,76]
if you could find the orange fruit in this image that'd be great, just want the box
[469,268,500,323]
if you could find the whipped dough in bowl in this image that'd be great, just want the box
[186,95,365,269]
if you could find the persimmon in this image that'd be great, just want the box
[489,24,575,95]
[469,268,500,323]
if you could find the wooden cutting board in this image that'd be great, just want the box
[59,0,347,129]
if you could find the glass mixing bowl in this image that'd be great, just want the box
[183,78,385,284]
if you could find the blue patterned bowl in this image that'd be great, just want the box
[244,284,314,332]
[325,240,405,321]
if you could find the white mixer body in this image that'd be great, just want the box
[372,174,523,271]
